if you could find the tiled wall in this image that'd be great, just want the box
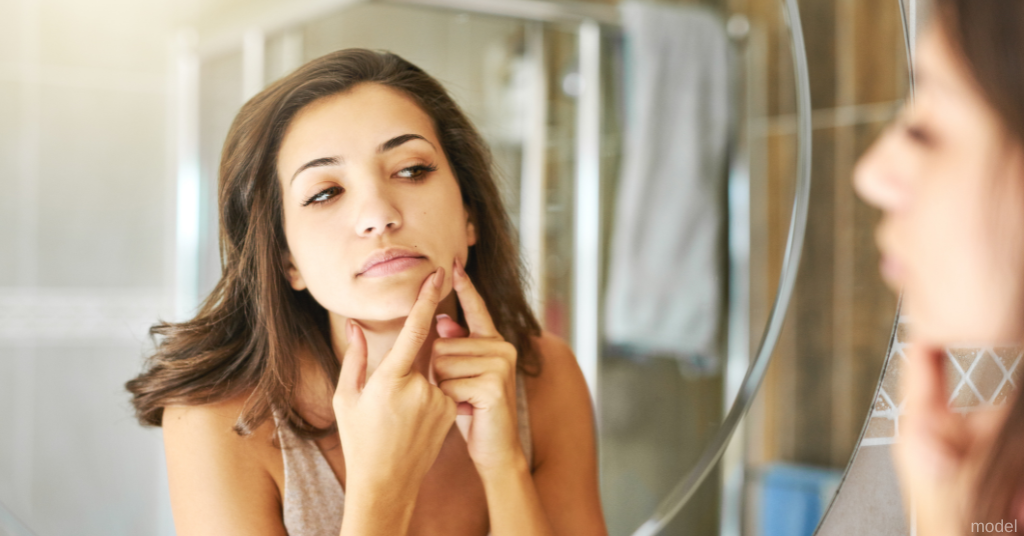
[863,320,1024,447]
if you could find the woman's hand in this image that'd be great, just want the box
[894,342,1011,536]
[333,268,457,499]
[432,259,527,477]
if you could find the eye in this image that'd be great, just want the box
[302,186,343,207]
[904,123,936,147]
[395,163,438,181]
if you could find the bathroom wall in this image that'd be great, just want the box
[0,0,181,534]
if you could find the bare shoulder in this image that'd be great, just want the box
[522,331,595,469]
[523,330,588,398]
[163,392,280,459]
[162,393,286,535]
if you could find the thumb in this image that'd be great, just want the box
[339,320,368,394]
[435,314,468,339]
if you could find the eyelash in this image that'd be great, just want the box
[904,123,935,147]
[300,164,438,207]
[396,163,438,180]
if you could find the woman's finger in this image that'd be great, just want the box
[339,320,368,395]
[902,344,949,414]
[433,355,511,383]
[379,268,445,377]
[437,375,508,410]
[452,258,499,338]
[432,337,516,359]
[435,314,468,339]
[900,343,969,473]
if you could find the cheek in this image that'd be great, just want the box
[907,163,1024,342]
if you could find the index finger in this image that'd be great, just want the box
[901,343,950,418]
[378,268,445,376]
[452,258,499,338]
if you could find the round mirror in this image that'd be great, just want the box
[0,0,910,535]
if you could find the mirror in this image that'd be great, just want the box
[0,0,909,535]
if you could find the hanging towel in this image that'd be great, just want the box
[604,2,730,376]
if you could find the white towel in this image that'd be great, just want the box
[604,2,730,376]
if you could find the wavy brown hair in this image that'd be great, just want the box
[126,49,541,439]
[933,0,1024,528]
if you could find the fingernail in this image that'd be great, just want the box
[436,313,451,323]
[433,268,445,288]
[454,257,466,277]
[346,319,354,338]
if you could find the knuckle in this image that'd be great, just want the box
[484,372,506,392]
[443,398,457,419]
[433,355,452,373]
[404,325,430,345]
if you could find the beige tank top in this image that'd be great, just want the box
[275,372,533,536]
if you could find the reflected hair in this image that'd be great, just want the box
[934,0,1024,527]
[126,49,541,439]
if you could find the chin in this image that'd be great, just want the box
[349,289,421,323]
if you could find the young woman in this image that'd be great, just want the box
[127,49,606,536]
[854,0,1024,533]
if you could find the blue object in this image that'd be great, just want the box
[760,463,842,536]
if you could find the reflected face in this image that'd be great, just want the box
[854,26,1024,344]
[277,83,476,322]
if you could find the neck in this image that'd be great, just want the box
[330,292,459,379]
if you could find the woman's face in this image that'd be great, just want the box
[854,25,1024,344]
[277,83,475,323]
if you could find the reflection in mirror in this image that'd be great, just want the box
[0,0,907,535]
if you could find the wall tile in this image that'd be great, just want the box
[972,352,1003,401]
[815,445,908,536]
[30,344,167,536]
[35,84,168,288]
[0,347,33,521]
[0,81,20,286]
[865,417,895,439]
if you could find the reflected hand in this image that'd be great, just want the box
[432,258,526,476]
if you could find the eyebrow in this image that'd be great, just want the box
[289,134,435,185]
[290,156,341,184]
[379,133,434,153]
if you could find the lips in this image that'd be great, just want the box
[357,247,427,277]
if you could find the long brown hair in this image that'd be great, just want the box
[934,0,1024,527]
[126,49,541,439]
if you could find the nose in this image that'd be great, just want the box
[353,183,402,237]
[852,126,911,212]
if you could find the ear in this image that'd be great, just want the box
[465,216,477,247]
[284,252,307,291]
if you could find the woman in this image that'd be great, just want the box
[127,49,606,536]
[854,0,1024,533]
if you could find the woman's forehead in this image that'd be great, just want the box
[279,84,440,165]
[915,26,980,107]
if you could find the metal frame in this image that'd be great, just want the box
[573,19,603,405]
[0,502,34,536]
